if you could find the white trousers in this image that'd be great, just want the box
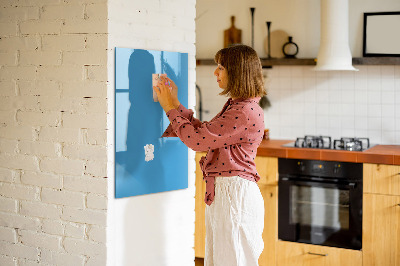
[205,176,264,266]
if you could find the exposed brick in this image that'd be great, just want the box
[64,222,85,239]
[40,249,85,266]
[61,19,107,34]
[0,110,16,125]
[0,126,34,141]
[61,81,107,98]
[0,241,39,261]
[0,81,16,96]
[41,4,84,20]
[84,160,107,177]
[64,175,107,195]
[0,51,17,65]
[0,226,17,243]
[85,34,107,51]
[16,111,61,127]
[63,113,106,129]
[4,96,40,112]
[38,127,80,144]
[0,138,18,154]
[39,158,84,176]
[0,183,39,201]
[5,0,62,6]
[19,230,61,251]
[84,129,107,145]
[19,140,58,157]
[37,66,83,82]
[42,34,86,51]
[20,201,61,219]
[0,212,41,231]
[0,36,41,52]
[38,96,85,113]
[20,21,61,35]
[63,50,107,66]
[0,255,16,266]
[85,65,107,82]
[63,237,106,256]
[86,255,105,266]
[63,144,107,161]
[0,7,39,22]
[85,3,107,20]
[19,51,62,66]
[0,196,17,213]
[41,219,63,236]
[0,66,37,81]
[87,225,105,243]
[61,207,106,226]
[41,188,85,208]
[18,259,42,266]
[18,80,61,97]
[21,171,62,189]
[0,168,15,183]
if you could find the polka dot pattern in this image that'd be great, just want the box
[161,97,265,206]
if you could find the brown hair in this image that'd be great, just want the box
[214,44,266,99]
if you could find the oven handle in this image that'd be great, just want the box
[280,177,357,189]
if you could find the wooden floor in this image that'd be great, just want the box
[195,257,204,266]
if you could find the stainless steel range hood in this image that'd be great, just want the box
[314,0,358,71]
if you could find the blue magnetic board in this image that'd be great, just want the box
[115,47,189,198]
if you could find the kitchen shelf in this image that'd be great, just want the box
[196,57,400,67]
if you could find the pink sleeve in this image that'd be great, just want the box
[164,107,249,152]
[161,104,202,138]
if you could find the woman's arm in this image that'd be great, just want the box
[165,107,249,152]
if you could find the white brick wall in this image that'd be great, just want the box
[0,1,108,265]
[107,0,197,265]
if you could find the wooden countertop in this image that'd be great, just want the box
[256,139,400,165]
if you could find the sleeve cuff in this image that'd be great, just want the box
[166,108,181,123]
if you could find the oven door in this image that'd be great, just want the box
[278,176,362,250]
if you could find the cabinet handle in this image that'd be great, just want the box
[397,204,400,207]
[307,252,328,256]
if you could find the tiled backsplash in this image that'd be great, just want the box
[196,65,400,145]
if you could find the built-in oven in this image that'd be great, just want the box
[278,158,363,250]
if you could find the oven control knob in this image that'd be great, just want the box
[298,161,305,171]
[334,164,341,174]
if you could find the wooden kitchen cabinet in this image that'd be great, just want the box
[276,241,362,266]
[194,154,279,263]
[363,163,400,266]
[255,156,278,186]
[363,193,400,266]
[195,152,207,258]
[258,184,278,266]
[364,163,400,196]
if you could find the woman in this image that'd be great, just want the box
[153,44,266,266]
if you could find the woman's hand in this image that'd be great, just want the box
[153,78,175,113]
[161,76,180,108]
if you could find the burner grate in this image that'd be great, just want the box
[295,135,332,149]
[333,137,370,151]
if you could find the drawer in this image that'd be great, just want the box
[364,164,400,196]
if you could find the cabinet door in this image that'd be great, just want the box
[195,152,207,258]
[259,185,278,266]
[364,164,400,196]
[277,241,362,266]
[255,156,278,186]
[363,193,400,266]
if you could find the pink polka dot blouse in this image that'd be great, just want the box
[161,97,265,205]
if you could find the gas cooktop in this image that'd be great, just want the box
[282,135,375,151]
